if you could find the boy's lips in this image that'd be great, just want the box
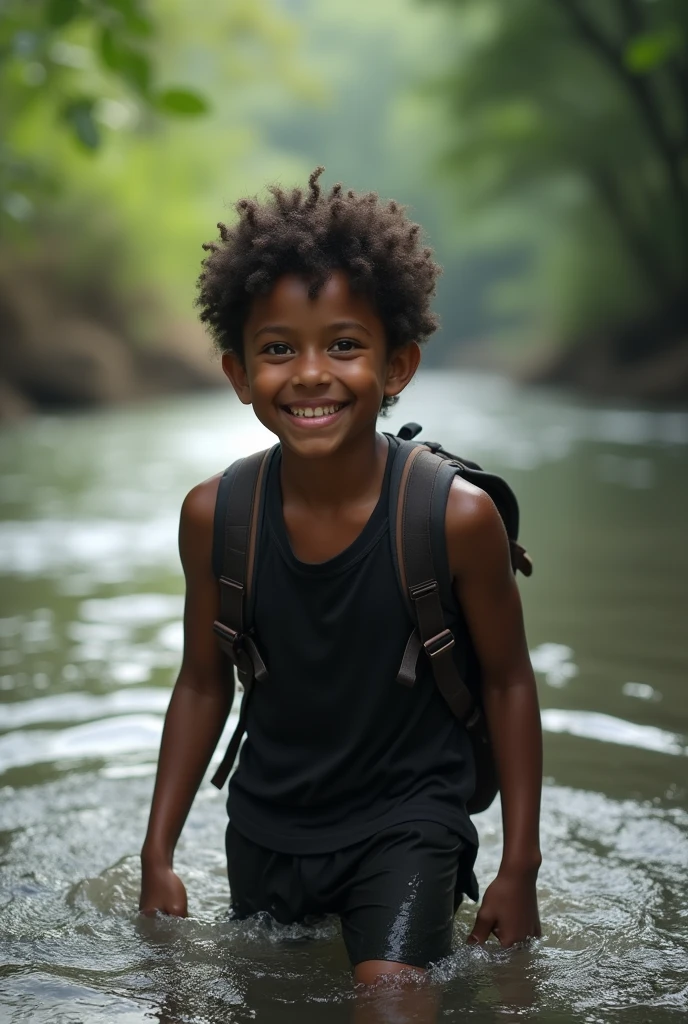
[280,400,350,428]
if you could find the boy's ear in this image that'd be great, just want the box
[222,351,252,405]
[384,341,421,399]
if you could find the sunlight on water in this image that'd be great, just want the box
[541,709,687,758]
[1,373,687,1022]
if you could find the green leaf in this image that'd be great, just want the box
[119,49,150,93]
[63,99,100,149]
[156,88,209,116]
[46,0,81,28]
[99,0,154,37]
[98,27,151,94]
[99,27,120,70]
[624,28,683,74]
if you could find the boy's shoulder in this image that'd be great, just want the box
[181,473,223,531]
[445,475,511,577]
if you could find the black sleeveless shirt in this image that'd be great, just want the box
[226,437,478,881]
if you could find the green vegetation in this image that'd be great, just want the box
[0,0,312,413]
[429,0,688,391]
[0,0,208,216]
[1,0,686,416]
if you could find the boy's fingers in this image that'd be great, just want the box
[467,909,495,945]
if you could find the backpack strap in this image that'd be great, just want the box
[210,446,275,790]
[389,440,474,722]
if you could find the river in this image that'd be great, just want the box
[1,371,687,1023]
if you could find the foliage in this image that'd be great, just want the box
[3,0,483,352]
[0,0,213,234]
[12,0,685,380]
[428,0,688,340]
[0,0,312,324]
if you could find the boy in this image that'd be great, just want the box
[139,169,542,986]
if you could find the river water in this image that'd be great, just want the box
[0,371,687,1023]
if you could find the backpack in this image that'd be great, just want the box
[209,422,532,815]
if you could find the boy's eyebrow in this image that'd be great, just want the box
[252,320,373,341]
[329,320,372,336]
[253,324,292,341]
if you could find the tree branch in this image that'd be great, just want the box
[616,0,688,149]
[616,0,644,36]
[553,0,688,271]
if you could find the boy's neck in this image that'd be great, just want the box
[279,429,388,510]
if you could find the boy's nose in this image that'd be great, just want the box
[291,353,332,388]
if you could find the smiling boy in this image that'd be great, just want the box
[139,169,542,984]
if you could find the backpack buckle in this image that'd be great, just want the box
[423,628,455,658]
[219,575,244,594]
[213,621,268,685]
[409,580,438,602]
[213,620,242,655]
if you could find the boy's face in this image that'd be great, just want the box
[223,271,420,458]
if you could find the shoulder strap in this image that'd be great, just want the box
[212,462,240,581]
[210,445,275,790]
[389,441,474,722]
[217,448,273,637]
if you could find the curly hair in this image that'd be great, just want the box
[196,167,442,412]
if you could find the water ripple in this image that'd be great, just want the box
[541,709,687,757]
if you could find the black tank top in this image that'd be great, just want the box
[226,437,478,863]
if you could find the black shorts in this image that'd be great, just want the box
[226,819,468,969]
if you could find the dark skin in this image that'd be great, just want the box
[140,271,542,993]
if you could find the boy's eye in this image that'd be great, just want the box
[330,338,360,352]
[263,342,292,356]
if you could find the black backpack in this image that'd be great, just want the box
[210,422,532,815]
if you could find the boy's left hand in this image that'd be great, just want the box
[468,868,541,948]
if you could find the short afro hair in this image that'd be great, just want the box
[196,167,442,412]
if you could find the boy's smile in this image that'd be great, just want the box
[281,399,349,429]
[222,271,419,458]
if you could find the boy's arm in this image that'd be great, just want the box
[446,479,542,947]
[139,475,234,916]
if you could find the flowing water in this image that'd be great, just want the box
[0,371,687,1023]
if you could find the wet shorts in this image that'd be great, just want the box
[226,819,468,968]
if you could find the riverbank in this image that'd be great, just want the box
[524,298,688,404]
[0,317,224,422]
[0,259,225,423]
[452,299,688,407]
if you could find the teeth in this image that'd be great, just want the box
[288,403,342,418]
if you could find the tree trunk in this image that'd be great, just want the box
[554,0,688,279]
[589,166,673,301]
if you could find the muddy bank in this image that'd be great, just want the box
[0,264,224,422]
[523,299,688,404]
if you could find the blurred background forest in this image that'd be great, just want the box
[2,0,688,419]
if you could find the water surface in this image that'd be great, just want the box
[1,372,687,1022]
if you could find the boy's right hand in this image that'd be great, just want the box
[139,861,188,917]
